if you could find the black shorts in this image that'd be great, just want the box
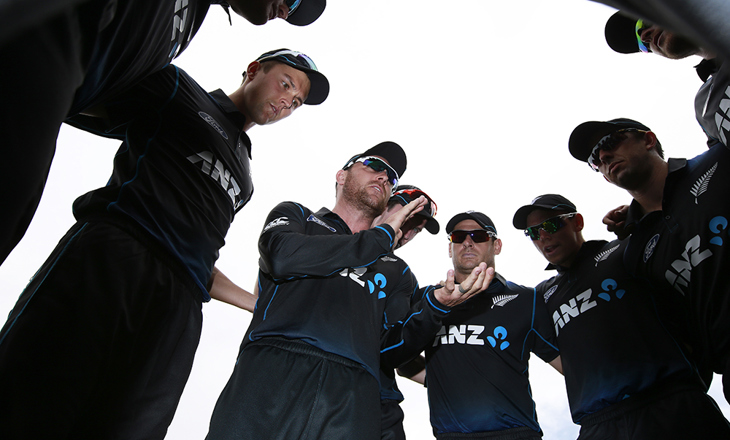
[577,380,730,439]
[436,426,542,440]
[381,399,406,440]
[206,337,381,440]
[0,221,203,440]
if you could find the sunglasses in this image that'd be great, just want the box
[393,188,438,217]
[344,156,399,191]
[635,19,650,53]
[587,128,646,172]
[286,0,302,16]
[449,229,497,244]
[257,49,318,72]
[524,213,576,241]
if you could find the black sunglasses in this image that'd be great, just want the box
[524,213,576,240]
[449,229,496,244]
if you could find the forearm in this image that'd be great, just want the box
[208,266,257,312]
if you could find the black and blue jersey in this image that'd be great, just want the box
[624,144,730,377]
[69,0,222,116]
[695,58,730,148]
[245,203,450,381]
[420,274,558,435]
[67,64,252,300]
[535,240,699,424]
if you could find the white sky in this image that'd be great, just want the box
[0,1,727,438]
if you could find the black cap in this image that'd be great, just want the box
[343,141,407,179]
[605,11,642,54]
[512,194,578,229]
[391,185,439,234]
[286,0,326,26]
[569,118,652,162]
[446,211,497,236]
[255,48,329,105]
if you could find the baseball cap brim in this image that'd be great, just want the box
[286,0,326,26]
[346,141,407,179]
[568,118,651,162]
[446,212,497,235]
[605,11,642,54]
[512,194,577,229]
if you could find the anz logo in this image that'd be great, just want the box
[187,151,244,209]
[432,325,510,350]
[338,268,388,299]
[664,216,727,295]
[169,0,189,58]
[552,278,625,336]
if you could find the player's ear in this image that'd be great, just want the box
[573,213,585,232]
[246,61,262,80]
[493,238,502,255]
[336,169,346,186]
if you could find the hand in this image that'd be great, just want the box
[383,196,427,247]
[603,205,630,240]
[434,263,494,308]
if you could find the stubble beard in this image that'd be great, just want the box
[343,177,387,217]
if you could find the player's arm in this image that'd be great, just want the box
[397,355,426,385]
[66,65,181,138]
[603,205,631,240]
[208,266,258,312]
[548,355,563,374]
[381,265,494,369]
[259,202,400,280]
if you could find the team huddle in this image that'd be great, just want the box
[0,1,729,439]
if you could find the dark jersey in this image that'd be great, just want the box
[245,203,450,381]
[422,274,558,435]
[66,64,252,299]
[695,58,730,148]
[69,0,222,116]
[535,240,698,424]
[624,144,730,374]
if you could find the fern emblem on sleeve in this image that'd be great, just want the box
[690,162,718,204]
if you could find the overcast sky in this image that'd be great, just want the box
[0,1,727,438]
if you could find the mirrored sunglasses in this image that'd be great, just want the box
[449,229,496,244]
[635,19,650,53]
[588,128,646,172]
[524,213,576,241]
[345,156,399,191]
[393,188,438,217]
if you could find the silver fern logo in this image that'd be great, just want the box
[690,162,718,204]
[594,244,620,267]
[491,293,518,309]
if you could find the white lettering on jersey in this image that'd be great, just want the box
[432,325,485,346]
[665,234,713,295]
[263,217,289,234]
[715,86,730,145]
[552,288,597,336]
[186,151,243,208]
[172,0,189,42]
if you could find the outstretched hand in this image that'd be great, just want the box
[383,196,427,248]
[603,205,631,240]
[434,263,494,308]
